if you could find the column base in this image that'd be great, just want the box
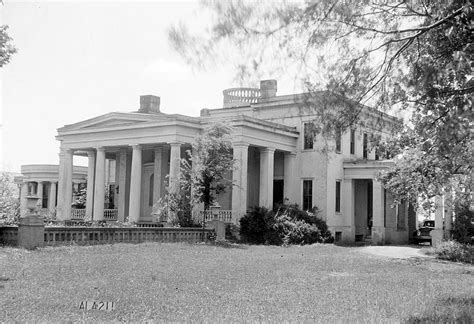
[431,229,444,247]
[371,226,386,245]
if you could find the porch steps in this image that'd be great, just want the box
[364,235,373,246]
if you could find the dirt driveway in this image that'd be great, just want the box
[358,245,433,259]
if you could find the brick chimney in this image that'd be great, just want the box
[139,95,160,113]
[260,79,277,98]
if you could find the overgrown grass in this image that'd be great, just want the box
[0,243,472,322]
[426,240,473,264]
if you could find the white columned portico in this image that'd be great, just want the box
[48,181,57,211]
[57,148,73,220]
[85,151,96,219]
[283,152,297,204]
[232,142,249,222]
[129,144,142,222]
[153,146,163,203]
[93,147,106,221]
[342,179,355,242]
[36,181,43,208]
[116,150,128,222]
[372,180,385,244]
[169,142,182,193]
[259,147,275,209]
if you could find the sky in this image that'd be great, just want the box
[0,0,298,172]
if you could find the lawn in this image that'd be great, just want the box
[0,242,472,322]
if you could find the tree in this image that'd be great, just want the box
[153,122,234,225]
[0,172,19,222]
[0,25,17,67]
[169,0,473,206]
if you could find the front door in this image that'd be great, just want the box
[273,179,284,207]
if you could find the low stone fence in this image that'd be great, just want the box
[0,224,215,248]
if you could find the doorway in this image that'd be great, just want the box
[273,179,284,207]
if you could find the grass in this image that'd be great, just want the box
[0,242,472,322]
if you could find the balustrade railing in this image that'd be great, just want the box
[223,88,261,107]
[199,210,233,223]
[104,209,118,221]
[71,208,86,220]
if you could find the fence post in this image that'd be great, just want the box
[18,215,45,249]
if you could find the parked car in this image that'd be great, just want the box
[413,220,435,245]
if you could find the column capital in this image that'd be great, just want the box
[232,142,249,148]
[285,151,297,157]
[95,146,106,152]
[168,141,183,147]
[87,150,96,158]
[154,146,164,153]
[261,147,276,154]
[59,147,74,156]
[130,144,142,150]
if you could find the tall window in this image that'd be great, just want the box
[350,129,355,154]
[149,174,154,206]
[335,128,341,153]
[303,180,313,211]
[303,122,314,150]
[335,180,341,212]
[363,133,368,159]
[375,148,380,160]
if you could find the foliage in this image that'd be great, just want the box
[0,25,17,67]
[239,204,333,245]
[428,240,473,264]
[452,203,474,245]
[71,185,87,209]
[0,172,19,223]
[169,0,473,209]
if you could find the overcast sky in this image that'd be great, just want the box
[1,0,282,172]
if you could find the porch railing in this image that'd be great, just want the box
[199,210,233,223]
[104,209,118,221]
[71,208,86,220]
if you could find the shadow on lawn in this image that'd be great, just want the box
[405,296,473,323]
[209,241,249,249]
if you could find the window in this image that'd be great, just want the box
[303,122,314,150]
[363,133,368,159]
[350,129,355,154]
[375,148,380,160]
[149,174,154,206]
[335,180,341,212]
[335,128,341,153]
[303,180,313,211]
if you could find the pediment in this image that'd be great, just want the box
[60,112,165,132]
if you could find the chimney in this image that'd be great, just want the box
[260,79,277,98]
[139,95,160,113]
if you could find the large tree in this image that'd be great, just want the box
[169,0,473,205]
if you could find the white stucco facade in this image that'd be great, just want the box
[55,80,415,244]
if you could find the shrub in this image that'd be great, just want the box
[239,204,333,245]
[429,240,473,264]
[452,204,473,245]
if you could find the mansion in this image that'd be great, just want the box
[50,80,415,244]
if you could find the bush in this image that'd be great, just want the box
[429,240,473,264]
[452,204,473,245]
[239,204,333,245]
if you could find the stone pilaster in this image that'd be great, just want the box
[342,179,355,243]
[93,147,106,221]
[283,152,296,204]
[372,180,385,244]
[85,151,96,220]
[259,147,275,209]
[232,143,249,222]
[129,144,142,222]
[20,182,28,217]
[169,142,182,193]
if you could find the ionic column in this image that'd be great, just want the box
[259,147,275,209]
[169,142,182,193]
[432,194,444,247]
[85,151,96,220]
[48,181,57,212]
[93,147,106,221]
[342,179,355,242]
[372,180,385,244]
[20,182,28,216]
[116,150,127,222]
[283,152,297,204]
[36,181,44,208]
[231,143,249,222]
[57,148,73,220]
[129,144,142,222]
[153,146,163,203]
